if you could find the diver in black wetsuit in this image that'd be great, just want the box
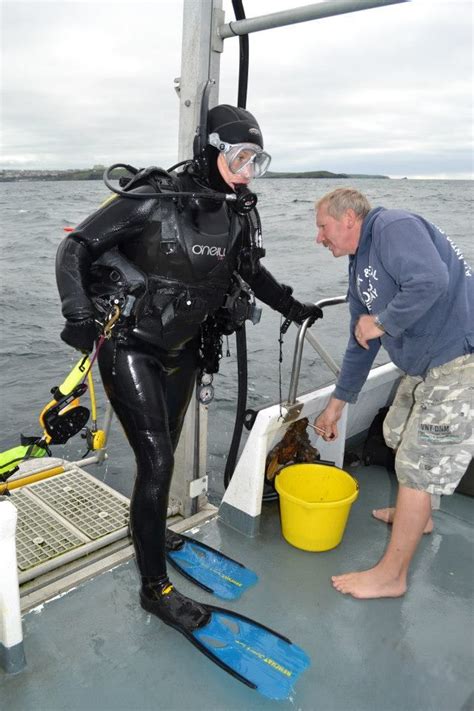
[56,103,322,626]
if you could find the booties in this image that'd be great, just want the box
[140,579,211,632]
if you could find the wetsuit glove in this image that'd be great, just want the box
[60,318,97,353]
[282,299,323,327]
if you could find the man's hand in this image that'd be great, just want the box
[313,397,346,442]
[354,315,384,350]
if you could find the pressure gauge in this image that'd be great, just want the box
[201,372,213,386]
[198,372,214,404]
[198,383,215,405]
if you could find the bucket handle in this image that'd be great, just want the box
[308,460,360,495]
[317,460,359,490]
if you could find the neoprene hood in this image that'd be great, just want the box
[207,105,264,149]
[198,104,264,192]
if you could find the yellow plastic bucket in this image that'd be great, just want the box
[275,463,359,551]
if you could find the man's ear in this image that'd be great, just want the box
[344,208,357,229]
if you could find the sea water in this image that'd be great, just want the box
[1,178,472,499]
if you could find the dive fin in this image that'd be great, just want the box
[140,585,310,700]
[192,605,310,700]
[165,529,258,600]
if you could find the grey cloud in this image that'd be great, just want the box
[2,0,473,178]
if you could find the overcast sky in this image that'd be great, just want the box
[2,0,473,178]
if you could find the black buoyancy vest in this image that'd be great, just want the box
[120,195,242,296]
[89,173,247,348]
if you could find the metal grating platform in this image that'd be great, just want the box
[12,488,86,571]
[10,467,130,584]
[29,470,129,540]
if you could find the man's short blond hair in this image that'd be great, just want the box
[316,188,371,220]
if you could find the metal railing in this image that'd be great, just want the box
[218,0,408,39]
[286,295,347,406]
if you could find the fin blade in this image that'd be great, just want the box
[191,608,310,700]
[165,531,258,600]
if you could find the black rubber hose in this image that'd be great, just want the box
[232,0,249,109]
[223,325,248,489]
[103,164,232,203]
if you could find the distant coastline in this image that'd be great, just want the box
[0,167,390,182]
[265,170,390,180]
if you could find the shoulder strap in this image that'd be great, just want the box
[121,166,179,194]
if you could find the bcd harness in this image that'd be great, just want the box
[89,166,263,373]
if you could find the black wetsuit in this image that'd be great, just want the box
[56,169,306,583]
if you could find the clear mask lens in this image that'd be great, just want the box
[226,145,271,178]
[208,133,271,178]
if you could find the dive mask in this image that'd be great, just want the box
[208,133,271,178]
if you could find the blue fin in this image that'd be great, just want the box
[141,585,310,700]
[165,530,258,600]
[192,607,310,700]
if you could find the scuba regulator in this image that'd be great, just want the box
[103,163,258,216]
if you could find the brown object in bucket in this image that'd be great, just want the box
[265,418,320,481]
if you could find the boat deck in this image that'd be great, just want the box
[2,462,473,711]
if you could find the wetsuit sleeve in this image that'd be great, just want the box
[234,218,322,323]
[56,237,95,320]
[56,189,157,321]
[374,217,449,337]
[234,214,294,311]
[242,263,294,312]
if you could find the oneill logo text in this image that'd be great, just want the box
[192,244,226,257]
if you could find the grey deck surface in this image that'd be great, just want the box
[2,464,473,711]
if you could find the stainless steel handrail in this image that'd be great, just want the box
[286,296,347,405]
[218,1,408,40]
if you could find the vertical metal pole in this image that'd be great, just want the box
[177,0,224,161]
[172,0,224,517]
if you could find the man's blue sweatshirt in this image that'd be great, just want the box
[333,207,474,404]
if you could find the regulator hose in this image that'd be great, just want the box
[223,324,248,488]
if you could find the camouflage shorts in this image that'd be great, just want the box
[383,354,474,496]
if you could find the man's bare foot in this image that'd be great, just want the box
[331,565,407,599]
[372,507,433,534]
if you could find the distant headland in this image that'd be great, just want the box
[0,167,390,182]
[266,170,389,179]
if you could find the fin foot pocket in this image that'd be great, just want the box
[140,584,211,631]
[165,528,185,552]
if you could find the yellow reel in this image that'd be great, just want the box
[89,429,107,450]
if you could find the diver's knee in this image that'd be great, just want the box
[134,429,175,473]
